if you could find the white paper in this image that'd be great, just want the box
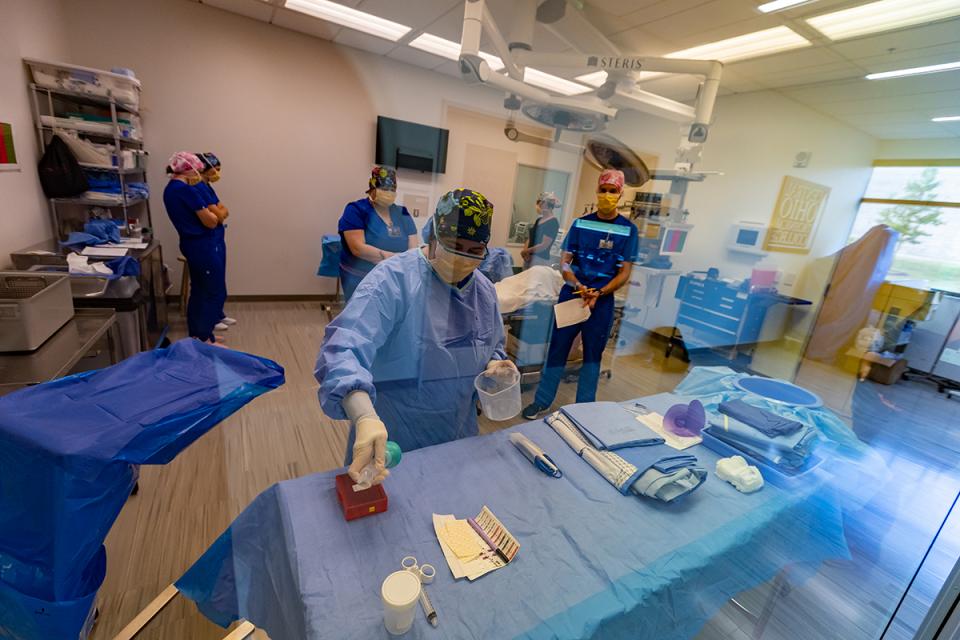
[554,298,591,329]
[637,412,702,451]
[81,246,128,257]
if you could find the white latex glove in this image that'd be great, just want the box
[348,416,389,485]
[485,359,519,378]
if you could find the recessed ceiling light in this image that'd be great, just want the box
[757,0,816,13]
[524,68,593,96]
[285,0,411,41]
[866,60,960,80]
[932,115,960,122]
[806,0,960,41]
[666,26,811,63]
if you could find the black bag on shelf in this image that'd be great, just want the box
[37,134,89,198]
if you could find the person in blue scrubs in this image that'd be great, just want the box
[195,152,236,331]
[520,191,561,268]
[523,169,638,418]
[315,188,518,485]
[338,165,418,301]
[162,152,223,343]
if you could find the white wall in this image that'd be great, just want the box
[52,0,877,298]
[876,138,959,159]
[0,0,69,268]
[60,0,575,294]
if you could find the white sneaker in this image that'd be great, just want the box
[214,322,229,331]
[221,316,237,326]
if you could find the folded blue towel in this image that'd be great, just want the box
[560,402,665,450]
[718,399,803,437]
[706,414,819,469]
[616,445,707,502]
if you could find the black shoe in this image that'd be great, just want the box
[522,402,548,420]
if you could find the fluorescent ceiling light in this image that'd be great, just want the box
[932,115,960,122]
[757,0,815,13]
[285,0,411,41]
[576,71,608,87]
[866,60,960,80]
[524,68,592,96]
[666,26,810,63]
[408,33,461,60]
[806,0,960,40]
[407,33,505,70]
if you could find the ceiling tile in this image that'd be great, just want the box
[271,7,341,39]
[333,29,400,55]
[584,0,664,19]
[356,0,459,31]
[608,26,683,56]
[385,45,448,70]
[642,3,774,45]
[200,0,275,22]
[781,73,960,105]
[587,0,717,38]
[829,19,960,61]
[812,89,960,116]
[726,45,845,75]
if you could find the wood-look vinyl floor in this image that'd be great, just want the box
[89,301,960,640]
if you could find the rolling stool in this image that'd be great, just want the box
[177,255,189,313]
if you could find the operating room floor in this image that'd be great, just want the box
[90,302,960,640]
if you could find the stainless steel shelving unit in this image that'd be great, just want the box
[28,80,151,240]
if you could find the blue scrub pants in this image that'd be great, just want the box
[339,267,366,302]
[181,237,225,342]
[534,285,615,407]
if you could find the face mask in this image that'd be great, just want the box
[431,242,481,284]
[207,168,221,183]
[185,171,201,186]
[374,191,397,207]
[597,192,620,214]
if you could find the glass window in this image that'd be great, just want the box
[851,165,960,292]
[508,164,571,244]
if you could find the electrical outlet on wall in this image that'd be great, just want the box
[402,194,429,218]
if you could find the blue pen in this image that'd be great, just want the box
[509,432,563,478]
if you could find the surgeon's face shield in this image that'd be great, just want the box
[432,238,487,283]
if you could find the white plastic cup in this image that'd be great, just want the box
[382,570,421,635]
[475,368,522,421]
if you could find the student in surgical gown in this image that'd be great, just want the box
[315,188,518,485]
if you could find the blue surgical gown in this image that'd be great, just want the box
[315,249,506,462]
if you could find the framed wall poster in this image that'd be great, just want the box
[0,122,19,171]
[763,175,831,254]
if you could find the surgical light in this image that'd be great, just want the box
[932,115,960,122]
[806,0,960,41]
[284,0,411,42]
[866,60,960,80]
[757,0,816,13]
[666,26,811,63]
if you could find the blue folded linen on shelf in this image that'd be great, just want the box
[560,401,665,450]
[718,399,804,437]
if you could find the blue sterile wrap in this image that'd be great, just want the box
[560,401,665,450]
[0,340,284,640]
[705,415,819,470]
[83,219,122,244]
[671,367,889,509]
[177,418,849,640]
[105,255,141,277]
[60,231,102,250]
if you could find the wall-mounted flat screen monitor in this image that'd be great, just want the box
[375,116,448,174]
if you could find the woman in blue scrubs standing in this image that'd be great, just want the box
[338,165,418,300]
[195,152,236,330]
[163,151,223,343]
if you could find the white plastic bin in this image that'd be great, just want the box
[475,367,522,421]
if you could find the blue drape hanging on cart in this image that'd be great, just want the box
[0,339,284,640]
